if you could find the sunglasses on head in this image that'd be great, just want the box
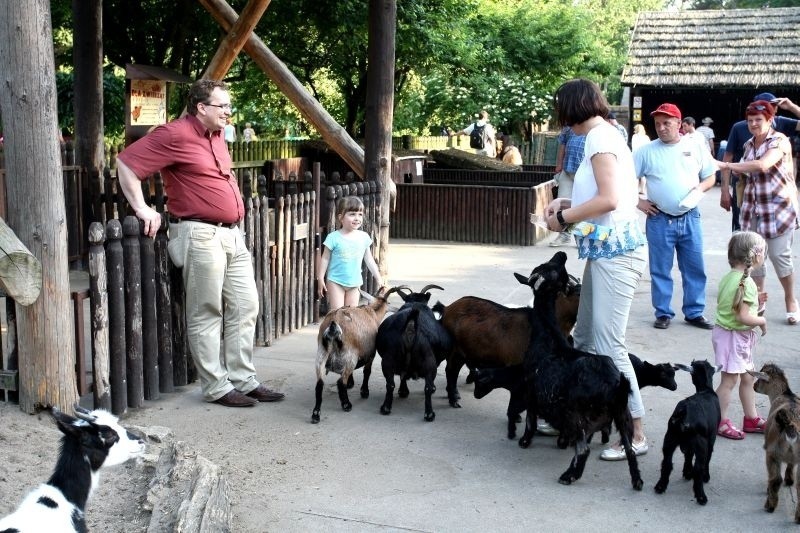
[749,104,768,111]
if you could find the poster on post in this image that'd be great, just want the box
[129,80,167,126]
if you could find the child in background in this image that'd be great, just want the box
[713,231,768,440]
[318,197,383,310]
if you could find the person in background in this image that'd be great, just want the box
[242,122,256,143]
[606,112,628,144]
[496,134,523,166]
[681,117,711,154]
[544,78,648,461]
[116,79,285,408]
[452,110,496,157]
[696,116,716,153]
[713,231,768,440]
[720,92,800,231]
[550,126,585,247]
[630,124,651,153]
[318,196,384,310]
[223,117,236,143]
[634,103,717,331]
[718,99,799,325]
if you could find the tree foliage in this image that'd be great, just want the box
[49,0,678,139]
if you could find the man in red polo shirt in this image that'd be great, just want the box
[117,79,284,407]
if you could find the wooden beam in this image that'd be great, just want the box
[198,0,365,178]
[202,0,271,80]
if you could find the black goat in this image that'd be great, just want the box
[654,360,721,505]
[515,251,642,489]
[473,352,677,446]
[376,285,452,421]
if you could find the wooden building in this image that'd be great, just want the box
[621,8,800,148]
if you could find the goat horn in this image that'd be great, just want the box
[73,403,96,422]
[419,284,444,294]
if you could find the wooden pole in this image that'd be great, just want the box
[0,1,77,412]
[202,0,271,80]
[364,0,396,281]
[198,0,366,178]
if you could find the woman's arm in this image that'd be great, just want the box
[722,138,790,174]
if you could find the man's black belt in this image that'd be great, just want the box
[168,216,239,229]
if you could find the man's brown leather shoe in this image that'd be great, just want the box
[214,389,257,407]
[246,384,285,402]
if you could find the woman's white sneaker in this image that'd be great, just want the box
[599,438,648,461]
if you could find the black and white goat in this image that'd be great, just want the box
[654,360,721,505]
[375,285,453,421]
[312,286,402,423]
[514,251,642,489]
[0,405,146,533]
[750,363,800,521]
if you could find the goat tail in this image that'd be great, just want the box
[322,321,344,352]
[432,301,446,317]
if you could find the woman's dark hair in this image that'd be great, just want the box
[553,79,610,127]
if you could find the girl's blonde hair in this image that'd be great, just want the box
[728,231,766,311]
[633,124,646,135]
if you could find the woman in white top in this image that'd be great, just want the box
[631,123,651,153]
[544,78,649,461]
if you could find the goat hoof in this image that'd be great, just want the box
[380,404,391,415]
[557,475,575,485]
[424,412,435,422]
[654,482,667,494]
[311,411,321,424]
[398,389,409,398]
[765,503,776,513]
[360,390,369,399]
[449,400,461,408]
[342,402,352,412]
[632,478,643,491]
[695,494,707,505]
[507,430,516,440]
[518,437,531,449]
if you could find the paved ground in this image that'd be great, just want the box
[123,185,800,532]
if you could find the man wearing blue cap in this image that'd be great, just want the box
[720,92,800,230]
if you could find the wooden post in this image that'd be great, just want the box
[139,220,159,401]
[198,0,366,178]
[106,220,127,414]
[0,218,42,306]
[364,0,396,284]
[154,216,174,393]
[0,0,77,412]
[88,222,111,410]
[122,216,144,408]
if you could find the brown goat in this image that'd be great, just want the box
[750,363,800,522]
[437,274,580,438]
[311,286,402,423]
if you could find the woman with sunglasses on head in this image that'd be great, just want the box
[718,100,799,325]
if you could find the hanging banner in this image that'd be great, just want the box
[130,80,167,126]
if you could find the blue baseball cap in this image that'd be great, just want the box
[754,92,776,102]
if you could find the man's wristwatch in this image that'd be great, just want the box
[556,210,567,228]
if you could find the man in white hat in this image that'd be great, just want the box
[696,117,715,153]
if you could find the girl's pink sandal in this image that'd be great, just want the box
[743,415,766,433]
[718,419,744,440]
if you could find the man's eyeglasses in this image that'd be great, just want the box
[204,102,232,111]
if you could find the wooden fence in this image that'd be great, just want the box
[423,168,554,186]
[390,180,555,246]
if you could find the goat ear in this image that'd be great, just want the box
[514,272,529,285]
[748,370,768,381]
[673,363,692,373]
[52,409,83,437]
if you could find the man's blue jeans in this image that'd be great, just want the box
[645,209,707,320]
